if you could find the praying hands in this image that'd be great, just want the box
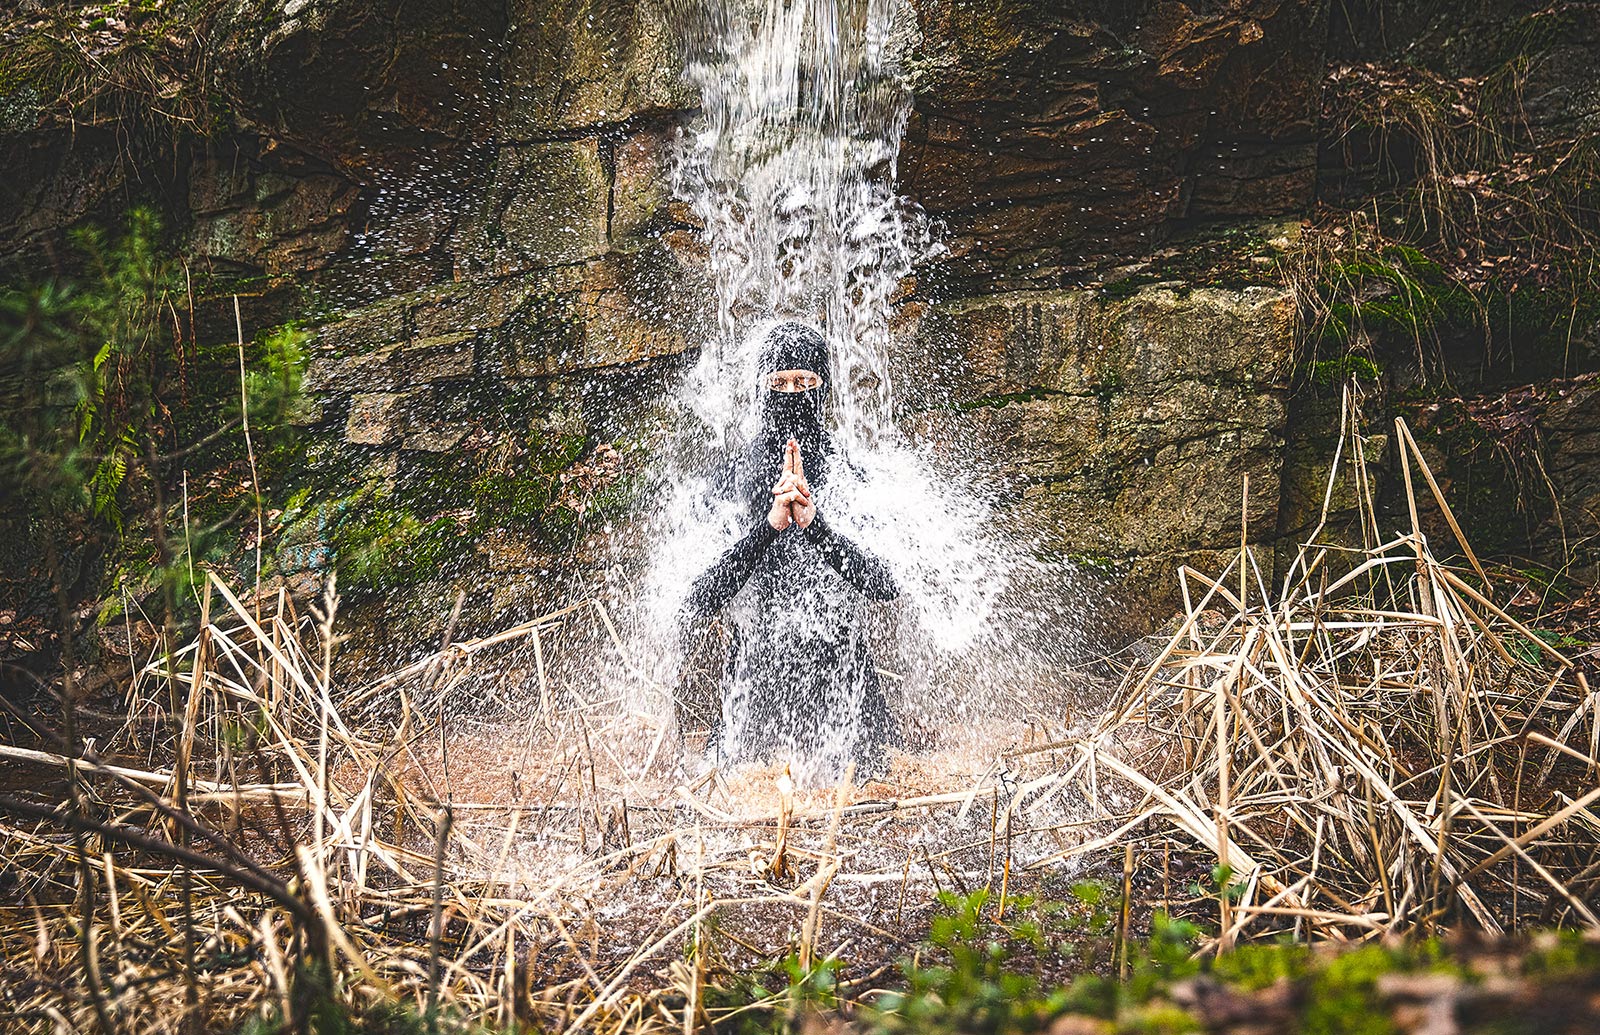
[766,438,816,531]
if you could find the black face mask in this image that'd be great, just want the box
[756,321,830,446]
[760,382,825,443]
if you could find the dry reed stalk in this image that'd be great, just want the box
[6,385,1597,1030]
[1029,397,1600,945]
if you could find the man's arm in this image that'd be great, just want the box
[683,519,780,618]
[802,513,898,601]
[686,443,814,619]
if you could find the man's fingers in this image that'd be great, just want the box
[794,444,805,481]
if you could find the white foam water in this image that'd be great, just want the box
[618,0,1095,784]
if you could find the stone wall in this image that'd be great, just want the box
[189,0,1333,629]
[6,0,1599,638]
[187,0,709,621]
[902,0,1327,292]
[904,278,1297,605]
[893,0,1324,617]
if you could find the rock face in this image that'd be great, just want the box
[192,0,709,619]
[6,0,1598,635]
[902,0,1327,292]
[892,0,1325,618]
[906,283,1295,604]
[166,0,1331,628]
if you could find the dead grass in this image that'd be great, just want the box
[0,387,1597,1031]
[0,573,1089,1032]
[1293,59,1600,382]
[1038,386,1600,945]
[0,1,237,136]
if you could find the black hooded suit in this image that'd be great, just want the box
[682,323,899,776]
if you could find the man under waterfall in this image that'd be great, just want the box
[680,322,899,780]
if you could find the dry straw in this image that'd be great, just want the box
[1033,385,1600,945]
[0,573,903,1033]
[1,384,1596,1031]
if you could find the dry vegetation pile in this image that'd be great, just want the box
[0,577,1089,1033]
[1,401,1597,1033]
[1044,403,1600,946]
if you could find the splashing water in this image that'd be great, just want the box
[617,0,1099,784]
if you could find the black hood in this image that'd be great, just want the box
[757,321,830,381]
[756,321,829,444]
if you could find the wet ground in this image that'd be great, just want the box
[365,685,1141,994]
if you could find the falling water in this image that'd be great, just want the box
[620,0,1097,785]
[668,0,926,450]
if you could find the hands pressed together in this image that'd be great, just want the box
[767,438,817,531]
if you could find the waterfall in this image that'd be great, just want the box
[624,0,1090,783]
[668,0,926,451]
